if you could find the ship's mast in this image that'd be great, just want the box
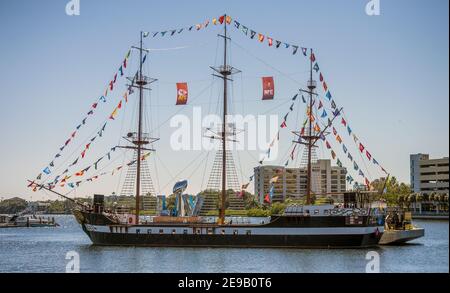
[135,31,145,224]
[294,49,317,205]
[125,32,158,225]
[211,15,240,225]
[296,49,342,205]
[306,49,315,205]
[294,48,343,204]
[220,18,228,225]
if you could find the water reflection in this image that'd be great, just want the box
[0,215,448,273]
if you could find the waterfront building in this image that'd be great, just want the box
[254,160,347,203]
[410,154,449,195]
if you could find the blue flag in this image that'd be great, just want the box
[313,63,320,72]
[269,184,275,199]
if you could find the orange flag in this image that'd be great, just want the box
[176,83,188,105]
[258,34,265,43]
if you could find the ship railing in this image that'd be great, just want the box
[330,208,369,217]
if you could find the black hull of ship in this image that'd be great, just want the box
[75,211,383,248]
[82,226,380,248]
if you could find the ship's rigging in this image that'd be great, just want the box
[28,14,390,222]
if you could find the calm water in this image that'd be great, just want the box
[0,215,448,273]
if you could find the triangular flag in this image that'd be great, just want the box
[313,63,320,72]
[348,153,353,162]
[301,47,308,56]
[331,150,337,160]
[258,34,265,42]
[359,143,365,153]
[318,100,323,110]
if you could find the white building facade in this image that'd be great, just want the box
[254,160,347,203]
[410,154,449,194]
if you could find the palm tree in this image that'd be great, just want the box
[415,193,424,213]
[397,194,405,209]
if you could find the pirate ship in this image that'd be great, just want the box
[28,14,386,248]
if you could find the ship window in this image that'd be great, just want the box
[159,229,164,234]
[196,229,201,235]
[172,229,176,235]
[233,230,239,235]
[147,229,152,234]
[183,229,188,235]
[314,210,320,215]
[221,229,226,235]
[324,210,330,215]
[136,229,141,235]
[246,230,252,236]
[208,228,214,235]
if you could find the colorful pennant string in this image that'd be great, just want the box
[314,54,388,176]
[231,18,310,56]
[35,49,133,182]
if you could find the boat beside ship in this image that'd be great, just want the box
[379,210,425,245]
[0,214,58,228]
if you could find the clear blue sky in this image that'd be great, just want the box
[0,0,448,200]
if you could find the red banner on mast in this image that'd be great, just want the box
[176,83,188,105]
[262,77,275,100]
